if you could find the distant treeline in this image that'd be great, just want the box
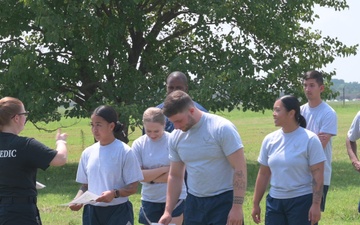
[330,79,360,100]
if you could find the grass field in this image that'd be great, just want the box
[20,101,360,224]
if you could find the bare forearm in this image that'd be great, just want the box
[117,182,139,197]
[312,183,323,205]
[318,133,331,149]
[152,172,169,183]
[226,150,247,206]
[164,174,183,214]
[233,167,247,205]
[346,138,358,163]
[51,130,68,166]
[74,184,88,199]
[253,173,269,206]
[142,166,169,183]
[311,164,324,205]
[50,140,68,166]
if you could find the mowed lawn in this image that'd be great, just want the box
[20,101,360,225]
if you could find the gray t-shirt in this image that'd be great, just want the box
[258,127,326,199]
[301,101,337,185]
[132,132,187,202]
[169,113,244,197]
[76,139,143,206]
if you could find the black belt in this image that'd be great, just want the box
[0,196,37,204]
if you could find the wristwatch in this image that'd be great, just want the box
[114,189,120,198]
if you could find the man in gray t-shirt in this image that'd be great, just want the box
[301,70,337,212]
[158,90,247,225]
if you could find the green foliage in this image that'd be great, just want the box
[0,0,358,133]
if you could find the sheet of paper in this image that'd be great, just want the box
[36,181,46,189]
[61,191,100,206]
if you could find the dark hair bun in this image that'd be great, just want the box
[114,121,124,132]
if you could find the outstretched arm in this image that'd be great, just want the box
[50,129,68,166]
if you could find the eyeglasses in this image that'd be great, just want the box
[12,111,29,119]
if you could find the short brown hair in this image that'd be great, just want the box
[162,90,194,117]
[303,70,324,86]
[0,97,23,129]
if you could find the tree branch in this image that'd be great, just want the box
[31,119,82,133]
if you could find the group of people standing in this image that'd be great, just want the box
[0,69,359,225]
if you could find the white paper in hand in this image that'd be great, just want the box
[70,191,99,204]
[36,181,46,189]
[61,191,100,206]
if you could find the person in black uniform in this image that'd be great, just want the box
[0,96,68,225]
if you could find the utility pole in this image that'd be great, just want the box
[343,85,345,106]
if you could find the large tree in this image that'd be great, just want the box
[0,0,357,135]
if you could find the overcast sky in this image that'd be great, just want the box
[312,0,360,83]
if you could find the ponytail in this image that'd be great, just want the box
[298,115,307,128]
[114,121,129,143]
